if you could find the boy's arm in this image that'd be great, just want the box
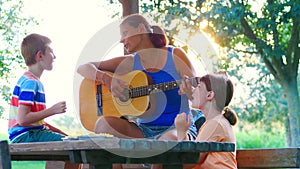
[17,101,66,126]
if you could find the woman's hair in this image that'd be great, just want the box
[120,14,168,48]
[21,33,51,66]
[200,73,238,125]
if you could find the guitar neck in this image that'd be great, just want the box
[130,77,199,98]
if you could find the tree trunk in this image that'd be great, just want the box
[119,0,139,17]
[282,77,300,147]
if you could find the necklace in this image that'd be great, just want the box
[28,70,40,79]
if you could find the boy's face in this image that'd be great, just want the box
[40,44,56,70]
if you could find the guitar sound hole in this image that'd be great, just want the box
[119,88,131,102]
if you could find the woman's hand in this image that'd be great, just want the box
[103,73,129,100]
[178,75,194,100]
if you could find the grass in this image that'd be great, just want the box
[0,133,8,141]
[12,161,46,169]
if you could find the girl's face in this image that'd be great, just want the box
[191,82,209,110]
[119,23,143,53]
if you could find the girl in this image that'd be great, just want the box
[175,73,238,169]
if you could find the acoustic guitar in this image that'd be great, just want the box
[79,70,199,131]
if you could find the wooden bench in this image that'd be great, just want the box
[237,148,300,168]
[1,138,235,169]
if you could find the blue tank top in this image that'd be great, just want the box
[133,46,190,126]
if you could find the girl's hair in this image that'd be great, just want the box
[200,73,238,125]
[121,14,168,48]
[21,33,51,66]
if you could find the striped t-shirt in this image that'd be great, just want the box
[8,71,46,141]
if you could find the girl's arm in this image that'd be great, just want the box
[175,113,191,141]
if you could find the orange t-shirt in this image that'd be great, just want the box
[192,114,237,169]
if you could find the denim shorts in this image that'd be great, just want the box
[137,123,198,140]
[11,129,65,143]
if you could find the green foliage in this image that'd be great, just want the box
[0,0,37,117]
[138,0,299,146]
[227,53,288,127]
[52,113,84,136]
[235,122,286,149]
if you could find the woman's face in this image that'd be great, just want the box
[191,82,209,110]
[119,23,143,53]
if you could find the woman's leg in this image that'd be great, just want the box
[94,116,144,138]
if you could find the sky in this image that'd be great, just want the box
[1,0,123,133]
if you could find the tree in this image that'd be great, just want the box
[107,0,300,146]
[137,0,299,147]
[0,0,36,117]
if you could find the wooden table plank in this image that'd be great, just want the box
[8,137,235,169]
[10,138,235,153]
[237,148,300,168]
[66,138,235,169]
[10,138,121,152]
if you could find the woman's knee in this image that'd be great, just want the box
[158,129,177,140]
[94,116,118,133]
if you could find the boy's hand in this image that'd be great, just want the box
[51,101,67,114]
[175,112,190,140]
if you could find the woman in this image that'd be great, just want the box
[175,73,238,169]
[77,14,197,140]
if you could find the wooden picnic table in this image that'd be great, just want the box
[2,137,235,169]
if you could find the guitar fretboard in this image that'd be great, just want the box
[130,77,199,98]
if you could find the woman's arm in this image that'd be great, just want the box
[77,56,133,99]
[77,56,131,81]
[173,47,196,100]
[173,47,196,78]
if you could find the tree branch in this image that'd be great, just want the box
[233,48,259,54]
[287,3,300,76]
[268,0,280,51]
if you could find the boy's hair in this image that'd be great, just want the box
[21,33,52,66]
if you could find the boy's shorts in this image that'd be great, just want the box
[11,128,65,143]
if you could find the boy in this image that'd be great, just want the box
[8,33,81,169]
[8,33,67,143]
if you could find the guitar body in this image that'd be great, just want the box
[79,70,149,131]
